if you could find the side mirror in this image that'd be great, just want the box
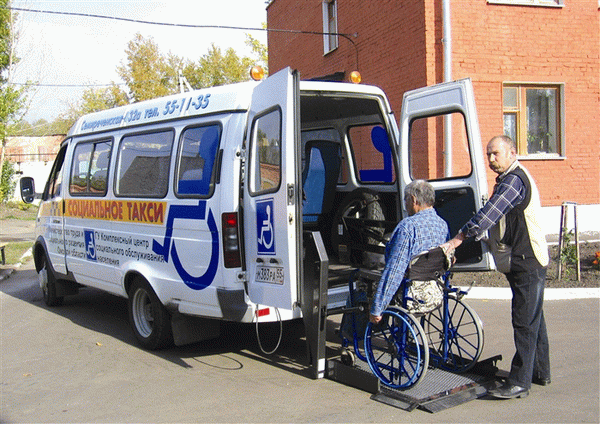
[20,177,35,203]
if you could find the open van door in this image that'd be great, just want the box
[399,79,494,271]
[243,67,302,310]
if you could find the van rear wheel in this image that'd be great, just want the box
[128,278,173,350]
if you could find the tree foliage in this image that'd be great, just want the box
[33,30,267,132]
[1,0,27,140]
[183,43,254,89]
[0,159,15,202]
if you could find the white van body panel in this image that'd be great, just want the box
[31,67,492,351]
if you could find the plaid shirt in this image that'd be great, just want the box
[371,208,449,316]
[460,161,525,240]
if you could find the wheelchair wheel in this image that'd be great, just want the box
[423,295,484,372]
[365,308,429,389]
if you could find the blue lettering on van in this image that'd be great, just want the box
[152,200,219,291]
[85,229,97,261]
[256,199,275,255]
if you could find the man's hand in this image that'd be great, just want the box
[440,232,466,254]
[370,314,382,324]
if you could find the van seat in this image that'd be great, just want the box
[302,140,341,224]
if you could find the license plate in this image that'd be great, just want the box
[255,265,284,285]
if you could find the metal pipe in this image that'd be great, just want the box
[442,0,453,177]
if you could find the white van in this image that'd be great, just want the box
[21,67,492,376]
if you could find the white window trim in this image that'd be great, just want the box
[487,0,564,7]
[504,81,566,159]
[322,0,339,55]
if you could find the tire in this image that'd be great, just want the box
[39,254,64,307]
[365,308,429,389]
[128,278,173,350]
[422,296,484,372]
[331,189,386,268]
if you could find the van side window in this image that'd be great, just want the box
[69,140,112,196]
[409,112,472,180]
[349,124,395,183]
[43,144,68,200]
[176,124,221,197]
[115,130,174,198]
[249,109,281,194]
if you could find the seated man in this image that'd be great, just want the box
[370,180,450,324]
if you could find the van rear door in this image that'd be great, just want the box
[399,78,494,271]
[243,67,301,310]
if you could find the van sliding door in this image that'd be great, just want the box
[243,67,301,310]
[399,79,494,271]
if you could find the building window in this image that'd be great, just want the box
[487,0,563,7]
[322,0,338,54]
[503,83,564,157]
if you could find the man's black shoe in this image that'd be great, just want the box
[532,376,551,386]
[489,382,529,399]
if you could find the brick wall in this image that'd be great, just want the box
[267,0,600,206]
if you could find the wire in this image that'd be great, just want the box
[6,5,357,38]
[4,5,361,85]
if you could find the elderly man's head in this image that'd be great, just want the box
[404,179,435,215]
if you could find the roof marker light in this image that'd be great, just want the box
[250,66,265,81]
[350,71,362,84]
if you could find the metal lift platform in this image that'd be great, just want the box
[301,232,502,413]
[327,354,502,413]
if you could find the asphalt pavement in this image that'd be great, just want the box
[1,218,599,422]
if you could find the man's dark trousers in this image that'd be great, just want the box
[505,267,550,390]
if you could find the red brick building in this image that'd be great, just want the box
[266,0,600,213]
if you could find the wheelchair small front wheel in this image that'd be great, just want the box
[365,308,429,389]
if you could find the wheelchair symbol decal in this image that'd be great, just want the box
[85,230,97,261]
[152,200,219,291]
[256,199,275,255]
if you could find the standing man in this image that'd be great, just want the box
[443,135,550,399]
[370,180,449,324]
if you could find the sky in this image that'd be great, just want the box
[11,0,268,123]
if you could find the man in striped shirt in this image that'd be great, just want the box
[443,135,550,400]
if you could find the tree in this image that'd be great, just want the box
[55,84,129,133]
[183,44,254,89]
[45,30,268,131]
[245,26,268,75]
[1,0,28,200]
[117,33,180,102]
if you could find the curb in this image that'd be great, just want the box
[461,286,600,300]
[0,248,32,282]
[1,249,598,300]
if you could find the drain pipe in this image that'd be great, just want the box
[442,0,453,177]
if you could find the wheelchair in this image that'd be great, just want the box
[339,246,484,390]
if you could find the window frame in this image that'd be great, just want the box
[502,82,565,159]
[322,0,339,55]
[248,107,283,196]
[174,122,223,199]
[487,0,564,7]
[114,128,175,199]
[69,138,113,197]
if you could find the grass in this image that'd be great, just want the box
[2,241,33,265]
[0,201,39,220]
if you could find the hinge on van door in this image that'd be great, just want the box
[287,184,295,205]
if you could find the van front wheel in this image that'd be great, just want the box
[128,278,173,350]
[39,256,64,307]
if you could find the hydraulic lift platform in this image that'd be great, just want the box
[302,232,503,413]
[326,355,503,413]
